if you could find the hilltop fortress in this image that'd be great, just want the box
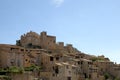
[0,31,120,80]
[16,31,73,51]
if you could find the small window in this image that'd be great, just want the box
[84,73,87,78]
[66,65,69,69]
[25,59,28,61]
[89,74,91,78]
[48,51,52,53]
[41,62,43,65]
[56,57,59,61]
[53,40,55,43]
[78,61,80,64]
[50,57,53,61]
[81,61,83,64]
[21,49,24,51]
[53,73,55,77]
[75,56,79,58]
[67,77,71,80]
[55,66,59,74]
[10,48,13,51]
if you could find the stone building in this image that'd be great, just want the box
[0,44,24,68]
[17,31,56,50]
[0,31,120,80]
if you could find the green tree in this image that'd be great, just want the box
[104,73,109,80]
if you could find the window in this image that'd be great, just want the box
[81,61,83,65]
[25,59,28,62]
[53,73,55,77]
[84,73,87,78]
[67,77,71,80]
[10,48,13,51]
[48,51,52,53]
[21,49,24,51]
[89,74,91,78]
[66,65,69,69]
[75,56,79,58]
[53,40,55,43]
[50,57,53,61]
[55,66,59,74]
[41,62,43,65]
[56,57,59,61]
[78,61,80,64]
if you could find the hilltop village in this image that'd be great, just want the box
[0,31,120,80]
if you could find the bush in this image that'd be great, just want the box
[114,77,120,80]
[24,65,42,71]
[8,66,24,73]
[104,73,109,79]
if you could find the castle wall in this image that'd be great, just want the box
[20,31,40,47]
[40,31,56,50]
[56,42,64,50]
[17,31,56,50]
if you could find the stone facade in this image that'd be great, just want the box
[17,31,56,50]
[0,44,24,68]
[0,31,120,80]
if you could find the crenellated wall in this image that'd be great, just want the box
[17,31,56,50]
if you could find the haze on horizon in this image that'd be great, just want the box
[0,0,120,63]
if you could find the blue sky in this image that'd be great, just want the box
[0,0,120,63]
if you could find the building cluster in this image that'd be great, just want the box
[0,31,120,80]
